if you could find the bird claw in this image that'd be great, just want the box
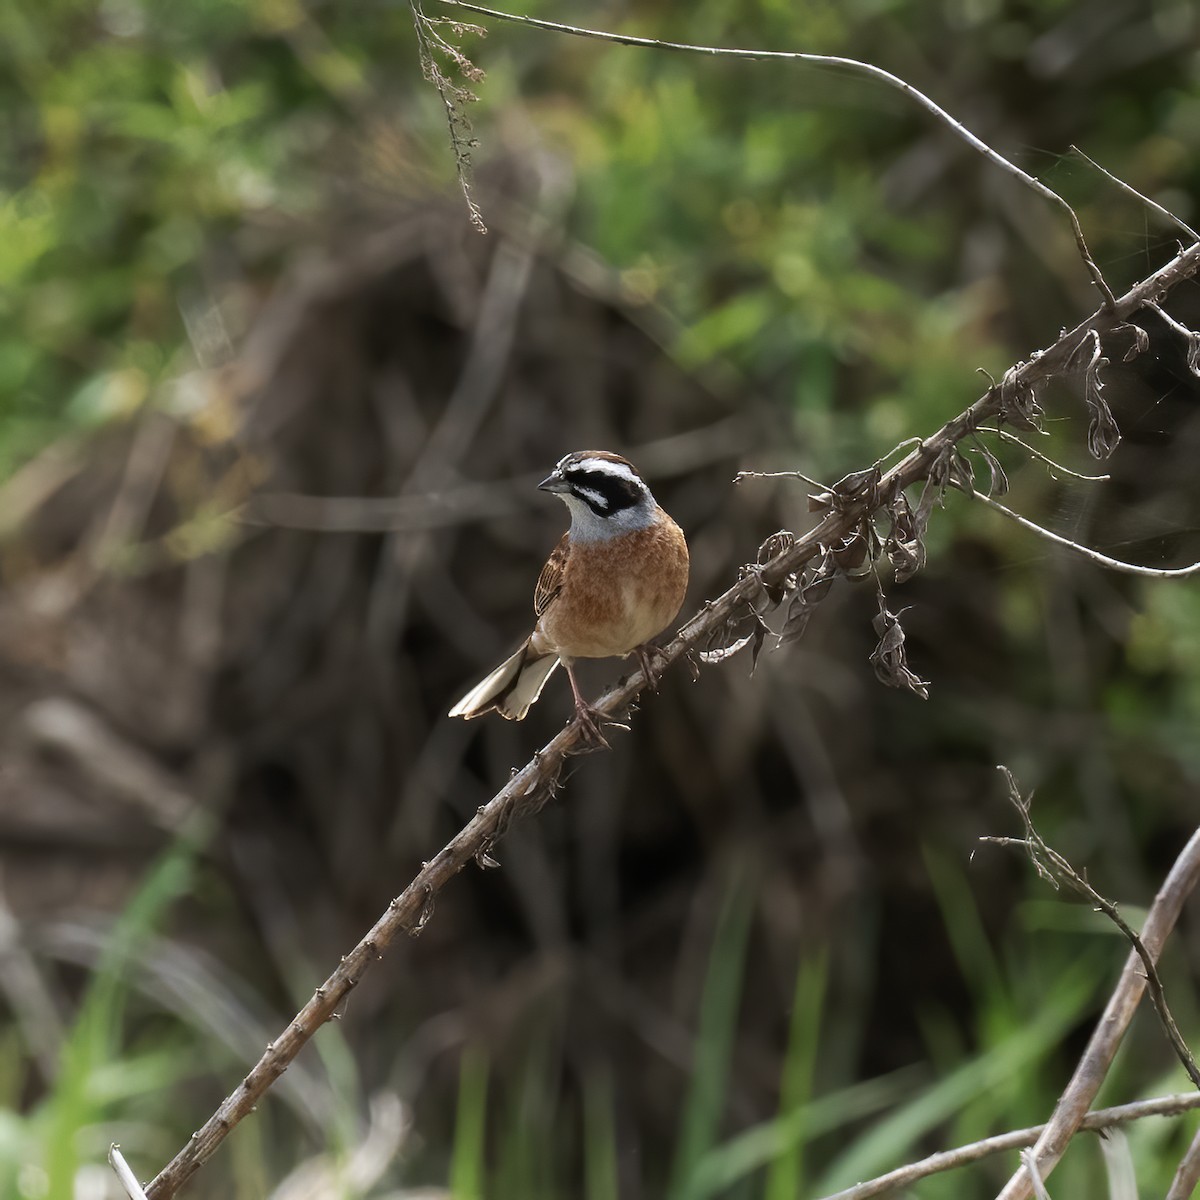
[566,703,628,753]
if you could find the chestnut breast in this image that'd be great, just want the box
[536,514,689,660]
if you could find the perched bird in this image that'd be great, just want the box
[449,451,690,743]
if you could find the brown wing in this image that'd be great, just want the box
[533,533,569,617]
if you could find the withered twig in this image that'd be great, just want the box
[993,821,1200,1200]
[986,770,1200,1092]
[815,1092,1200,1200]
[135,242,1200,1199]
[735,468,831,490]
[1071,145,1200,244]
[437,0,1116,307]
[972,427,1111,482]
[968,491,1200,577]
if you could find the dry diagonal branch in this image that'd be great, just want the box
[1167,1126,1200,1200]
[122,236,1200,1199]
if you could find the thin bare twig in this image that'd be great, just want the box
[967,490,1200,578]
[1071,145,1200,244]
[437,0,1116,307]
[995,823,1200,1200]
[1142,300,1200,380]
[973,427,1111,482]
[734,468,831,490]
[136,240,1200,1199]
[1143,301,1200,341]
[985,768,1200,1092]
[815,1093,1200,1200]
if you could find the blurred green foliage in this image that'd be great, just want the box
[5,0,1198,476]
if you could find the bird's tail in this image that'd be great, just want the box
[448,640,561,721]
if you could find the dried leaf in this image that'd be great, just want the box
[698,629,757,666]
[831,528,870,575]
[1186,332,1200,380]
[1084,354,1121,459]
[1065,331,1099,373]
[868,597,930,699]
[409,886,436,936]
[947,446,975,496]
[884,493,925,584]
[832,465,882,508]
[998,368,1044,431]
[756,530,796,604]
[748,616,769,675]
[779,596,817,644]
[808,467,883,515]
[779,555,837,644]
[698,601,775,668]
[887,537,922,585]
[914,474,940,533]
[971,438,1010,497]
[757,530,795,563]
[1114,321,1149,362]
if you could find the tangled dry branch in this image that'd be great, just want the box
[993,818,1200,1200]
[814,1091,1200,1200]
[983,769,1200,1200]
[985,769,1200,1092]
[122,227,1200,1197]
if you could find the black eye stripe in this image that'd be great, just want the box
[566,469,642,513]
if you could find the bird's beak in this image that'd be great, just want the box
[537,470,571,494]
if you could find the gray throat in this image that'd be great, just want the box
[559,494,657,543]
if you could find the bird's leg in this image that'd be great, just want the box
[634,642,669,692]
[563,659,624,751]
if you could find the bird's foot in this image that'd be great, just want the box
[566,702,629,753]
[634,643,669,692]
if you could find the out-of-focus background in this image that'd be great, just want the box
[3,1,1200,1196]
